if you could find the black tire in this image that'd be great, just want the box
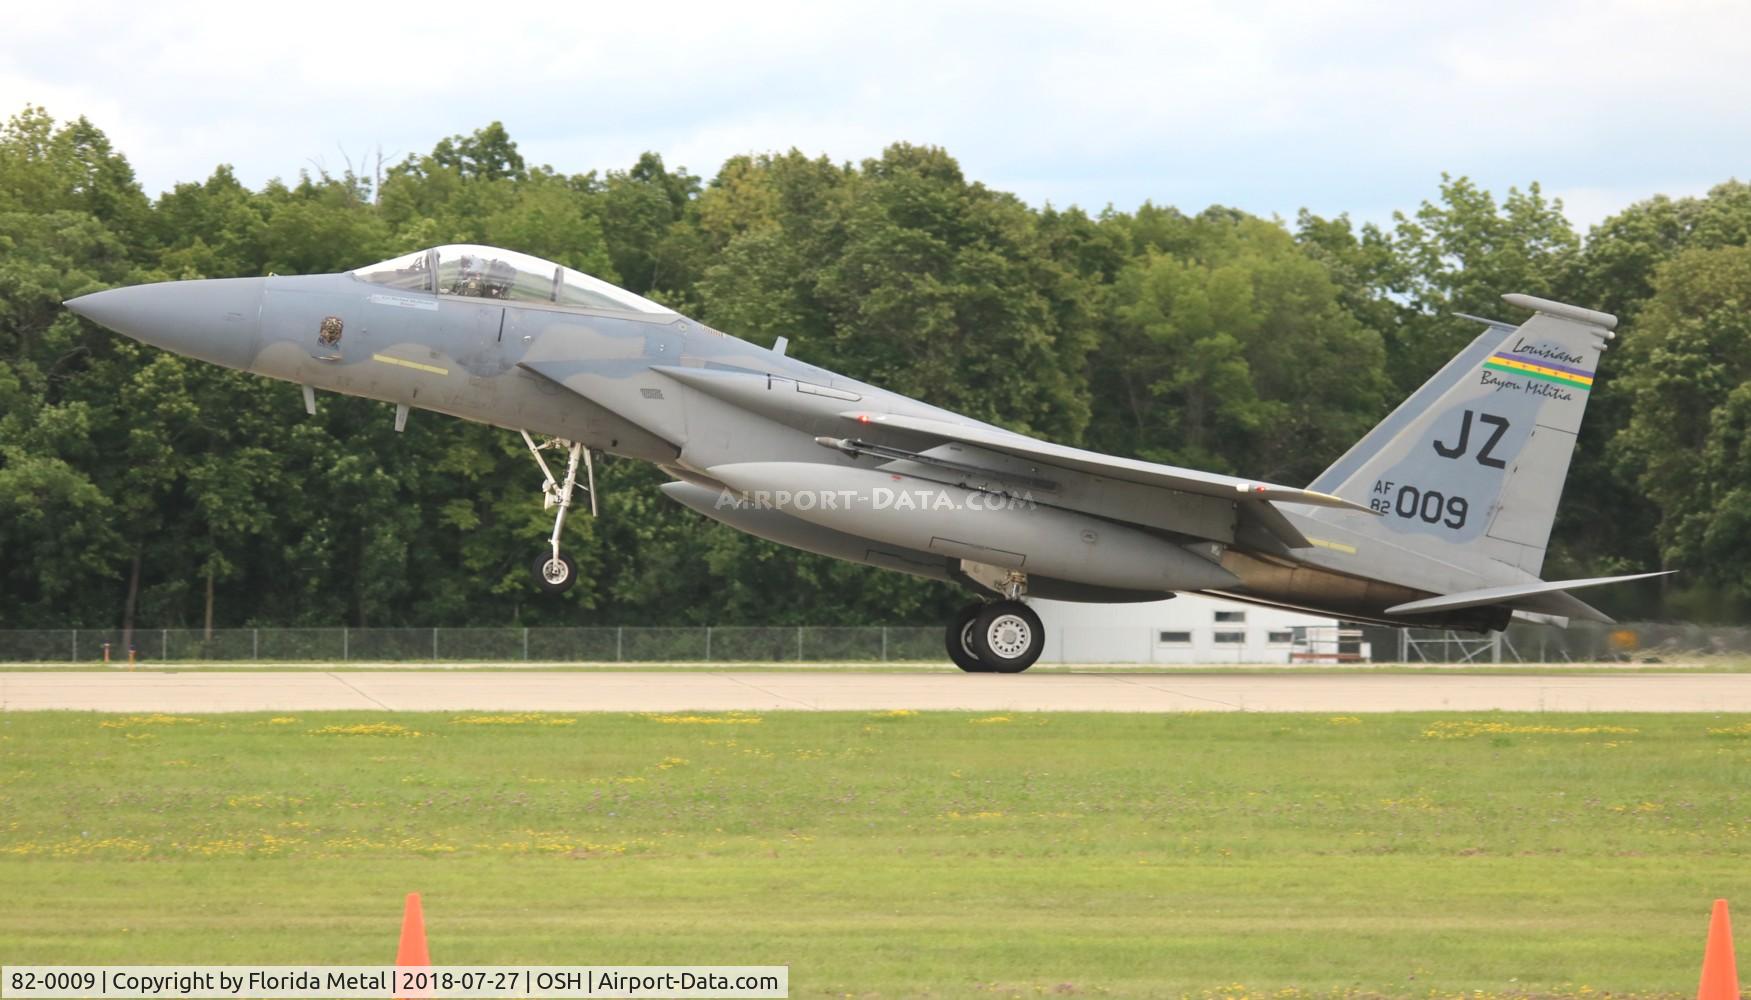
[946,602,991,672]
[534,553,577,593]
[971,600,1044,673]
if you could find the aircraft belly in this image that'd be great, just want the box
[661,481,953,582]
[706,462,1239,592]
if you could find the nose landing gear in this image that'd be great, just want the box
[521,430,595,594]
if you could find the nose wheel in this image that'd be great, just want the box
[521,430,595,594]
[946,598,1044,673]
[535,553,578,593]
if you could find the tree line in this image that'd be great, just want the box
[2,107,1747,631]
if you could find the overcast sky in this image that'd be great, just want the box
[6,0,1748,231]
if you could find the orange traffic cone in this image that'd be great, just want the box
[397,892,430,967]
[1699,899,1740,1000]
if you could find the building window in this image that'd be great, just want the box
[1214,610,1246,623]
[1267,630,1294,644]
[1157,630,1191,644]
[1213,631,1246,644]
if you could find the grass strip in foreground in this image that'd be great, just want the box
[1,710,1748,997]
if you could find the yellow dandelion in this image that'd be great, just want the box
[452,714,577,726]
[644,713,762,725]
[100,714,200,729]
[309,723,426,737]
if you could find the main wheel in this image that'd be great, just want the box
[946,602,991,673]
[971,600,1044,673]
[534,553,577,593]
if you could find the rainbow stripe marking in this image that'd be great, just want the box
[1482,351,1593,390]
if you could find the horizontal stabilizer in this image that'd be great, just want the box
[1385,571,1674,619]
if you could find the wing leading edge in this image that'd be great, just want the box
[840,411,1379,516]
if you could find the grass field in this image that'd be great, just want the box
[2,710,1748,997]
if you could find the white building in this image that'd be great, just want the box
[1031,594,1358,664]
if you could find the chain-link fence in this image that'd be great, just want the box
[0,626,943,663]
[1356,621,1751,664]
[0,621,1744,664]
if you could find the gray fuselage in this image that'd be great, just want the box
[224,271,1509,629]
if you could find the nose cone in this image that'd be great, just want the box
[65,277,266,371]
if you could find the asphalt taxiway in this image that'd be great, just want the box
[3,670,1749,712]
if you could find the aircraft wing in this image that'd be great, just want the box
[840,411,1378,515]
[645,365,1369,552]
[1384,571,1675,622]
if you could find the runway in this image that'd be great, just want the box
[3,670,1751,713]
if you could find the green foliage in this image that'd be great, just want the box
[699,144,1096,439]
[1088,213,1387,480]
[1305,176,1582,395]
[428,121,526,182]
[2,106,1748,627]
[1612,246,1751,613]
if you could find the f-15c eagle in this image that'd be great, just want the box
[65,244,1665,671]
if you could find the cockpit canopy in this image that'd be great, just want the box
[351,244,674,315]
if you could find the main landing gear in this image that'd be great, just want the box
[945,574,1045,673]
[521,430,596,593]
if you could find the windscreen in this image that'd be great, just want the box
[352,245,674,315]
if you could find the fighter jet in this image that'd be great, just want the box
[64,244,1667,671]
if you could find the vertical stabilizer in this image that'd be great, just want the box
[1307,294,1617,577]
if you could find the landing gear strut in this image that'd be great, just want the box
[521,430,595,593]
[945,572,1045,673]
